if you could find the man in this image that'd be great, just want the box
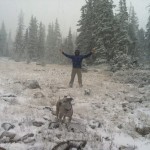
[60,48,95,87]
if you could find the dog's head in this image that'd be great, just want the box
[61,96,73,110]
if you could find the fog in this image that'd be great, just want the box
[0,0,149,38]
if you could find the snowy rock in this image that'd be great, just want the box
[18,133,36,144]
[123,108,128,112]
[33,92,45,98]
[125,96,138,102]
[135,127,150,136]
[21,133,34,141]
[2,94,17,97]
[32,121,44,127]
[119,145,137,150]
[117,124,123,129]
[23,80,41,89]
[0,131,16,140]
[122,103,128,108]
[52,140,87,150]
[56,134,62,139]
[67,123,86,133]
[27,146,45,150]
[1,123,15,131]
[88,120,101,129]
[1,97,17,105]
[23,138,36,144]
[49,122,60,129]
[0,147,6,150]
[84,89,91,96]
[138,89,145,94]
[36,61,46,66]
[43,106,52,111]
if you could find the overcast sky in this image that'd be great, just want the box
[0,0,149,38]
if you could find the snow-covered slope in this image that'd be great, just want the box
[0,58,149,150]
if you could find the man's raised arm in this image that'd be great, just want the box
[60,49,73,59]
[82,48,96,58]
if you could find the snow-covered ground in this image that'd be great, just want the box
[0,58,149,150]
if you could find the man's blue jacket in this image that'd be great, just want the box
[62,52,92,68]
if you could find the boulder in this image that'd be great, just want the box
[49,122,60,129]
[0,147,6,150]
[23,80,41,89]
[32,121,44,127]
[33,92,45,98]
[135,127,150,136]
[1,123,15,131]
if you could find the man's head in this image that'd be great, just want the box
[75,49,80,56]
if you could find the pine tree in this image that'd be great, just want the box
[62,28,74,64]
[27,16,38,63]
[137,28,146,62]
[46,23,55,63]
[37,22,45,64]
[14,11,24,61]
[116,0,129,55]
[76,0,95,56]
[6,31,13,57]
[128,5,139,60]
[93,0,115,62]
[54,19,61,47]
[77,0,117,64]
[67,28,74,53]
[146,16,150,62]
[53,19,62,63]
[23,28,29,59]
[0,22,7,56]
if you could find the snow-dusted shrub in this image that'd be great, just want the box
[110,52,134,72]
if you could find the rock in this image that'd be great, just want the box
[123,108,127,112]
[0,131,16,139]
[135,127,150,136]
[43,106,52,111]
[52,140,87,150]
[27,146,44,150]
[122,103,128,108]
[2,94,17,97]
[23,80,41,89]
[19,133,35,144]
[43,116,51,121]
[138,84,145,88]
[84,89,91,96]
[21,133,34,141]
[138,90,145,94]
[89,120,101,129]
[67,123,86,133]
[118,124,123,129]
[36,61,45,66]
[23,138,36,144]
[125,96,140,102]
[32,121,44,127]
[0,147,6,150]
[2,97,18,105]
[1,123,15,131]
[56,134,62,139]
[119,145,137,150]
[33,92,45,98]
[104,137,110,141]
[49,122,60,129]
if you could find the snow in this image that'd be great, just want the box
[0,57,149,150]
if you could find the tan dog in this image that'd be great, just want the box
[56,96,73,123]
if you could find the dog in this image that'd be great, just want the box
[56,96,73,123]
